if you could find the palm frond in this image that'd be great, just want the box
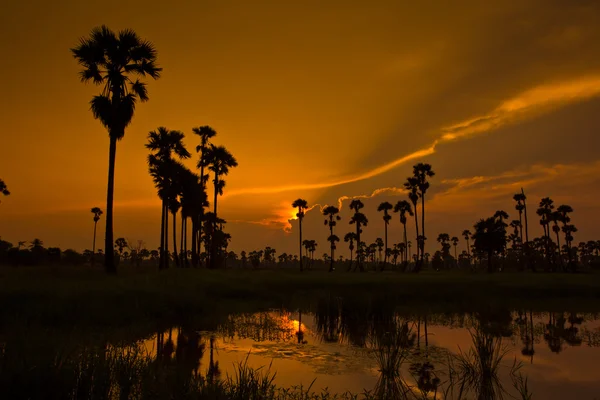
[130,79,149,102]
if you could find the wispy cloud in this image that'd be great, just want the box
[226,74,600,197]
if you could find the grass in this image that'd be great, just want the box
[1,265,600,331]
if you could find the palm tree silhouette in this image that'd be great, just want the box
[344,232,358,270]
[192,126,217,266]
[90,207,103,265]
[514,189,532,270]
[537,197,555,268]
[146,127,191,269]
[72,26,161,274]
[412,163,435,270]
[292,199,309,271]
[0,179,9,202]
[393,200,413,267]
[205,145,238,268]
[462,229,472,261]
[556,204,574,269]
[377,202,393,267]
[451,236,459,263]
[323,205,341,272]
[349,199,368,271]
[404,177,420,267]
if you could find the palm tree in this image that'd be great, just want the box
[451,236,459,262]
[462,230,472,259]
[90,207,103,265]
[514,189,532,270]
[205,145,238,268]
[377,201,393,266]
[0,179,9,201]
[349,200,368,271]
[557,204,575,268]
[393,200,413,266]
[412,163,435,270]
[292,199,309,271]
[404,177,420,266]
[146,127,191,269]
[72,26,161,274]
[323,205,341,272]
[344,232,358,270]
[473,217,507,273]
[192,126,217,266]
[537,197,555,267]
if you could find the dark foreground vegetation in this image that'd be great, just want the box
[2,267,600,331]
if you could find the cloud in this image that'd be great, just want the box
[226,74,600,197]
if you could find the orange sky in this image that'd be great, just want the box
[2,1,600,255]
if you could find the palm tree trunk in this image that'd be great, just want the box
[348,245,353,271]
[299,214,303,272]
[180,213,185,266]
[92,220,98,266]
[104,136,117,274]
[413,206,420,267]
[211,177,219,269]
[165,200,170,269]
[403,222,408,266]
[383,220,388,267]
[356,222,363,272]
[420,195,426,269]
[159,201,166,270]
[173,210,179,268]
[329,223,334,273]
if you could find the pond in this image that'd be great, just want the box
[2,303,600,399]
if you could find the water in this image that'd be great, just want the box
[2,306,600,399]
[142,309,600,399]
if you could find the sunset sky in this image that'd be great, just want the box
[2,0,600,256]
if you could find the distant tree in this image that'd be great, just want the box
[537,197,555,268]
[72,25,161,273]
[115,238,128,255]
[90,207,103,266]
[377,201,393,267]
[451,236,459,262]
[473,217,507,272]
[323,205,341,272]
[292,199,309,271]
[349,200,368,271]
[393,200,413,266]
[412,163,435,270]
[462,230,472,260]
[404,177,420,266]
[344,232,358,270]
[375,237,384,265]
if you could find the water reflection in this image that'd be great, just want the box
[1,304,599,399]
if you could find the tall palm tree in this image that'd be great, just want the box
[146,127,191,269]
[91,207,103,264]
[557,204,574,268]
[344,232,358,270]
[412,163,435,269]
[451,236,459,262]
[349,199,368,272]
[462,230,472,259]
[377,201,393,266]
[404,177,420,268]
[323,205,341,272]
[205,145,238,268]
[537,197,555,266]
[514,189,532,270]
[292,199,309,271]
[393,200,413,266]
[72,26,161,274]
[192,126,217,266]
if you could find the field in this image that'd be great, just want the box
[2,266,600,331]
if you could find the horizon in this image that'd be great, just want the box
[2,1,600,257]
